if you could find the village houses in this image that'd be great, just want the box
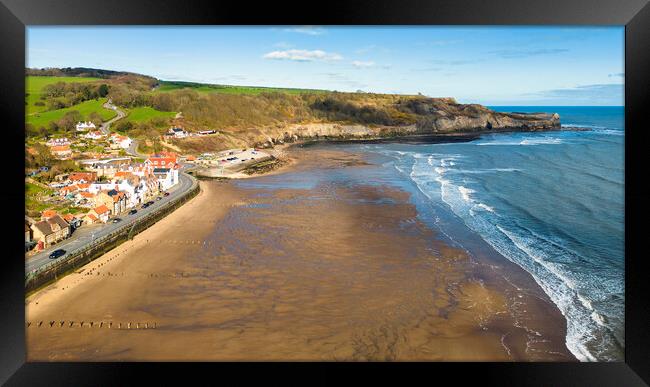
[46,137,71,147]
[76,121,97,131]
[109,133,133,149]
[166,127,188,138]
[84,204,111,224]
[30,212,71,248]
[83,130,104,140]
[94,189,128,215]
[50,144,72,159]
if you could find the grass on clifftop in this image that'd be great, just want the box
[124,106,176,123]
[26,75,115,128]
[27,98,116,127]
[158,80,328,95]
[26,76,101,115]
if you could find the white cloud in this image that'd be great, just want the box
[351,60,375,68]
[263,49,342,62]
[282,26,326,35]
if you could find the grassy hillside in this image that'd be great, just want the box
[158,80,328,95]
[26,76,101,115]
[27,98,116,127]
[124,106,176,123]
[25,68,557,156]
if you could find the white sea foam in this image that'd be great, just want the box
[577,293,594,311]
[477,203,495,212]
[476,137,563,146]
[389,141,622,362]
[520,138,563,145]
[458,186,474,202]
[591,312,607,327]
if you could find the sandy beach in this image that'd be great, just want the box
[26,146,575,361]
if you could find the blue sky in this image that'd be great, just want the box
[27,26,624,106]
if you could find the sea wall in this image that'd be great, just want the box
[25,178,200,294]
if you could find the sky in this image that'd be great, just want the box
[27,26,624,106]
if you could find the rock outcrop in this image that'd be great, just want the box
[250,99,560,148]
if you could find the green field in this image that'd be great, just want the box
[157,80,328,95]
[27,98,116,128]
[26,76,101,115]
[124,106,176,123]
[26,76,115,129]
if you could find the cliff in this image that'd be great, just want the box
[172,96,561,152]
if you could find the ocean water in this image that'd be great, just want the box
[337,106,625,361]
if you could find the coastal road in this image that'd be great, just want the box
[25,164,196,274]
[126,138,147,158]
[101,100,147,158]
[100,101,126,135]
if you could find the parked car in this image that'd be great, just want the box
[25,241,37,252]
[129,209,138,215]
[156,196,162,201]
[164,192,170,197]
[142,203,150,209]
[49,249,66,259]
[146,201,154,205]
[112,218,122,223]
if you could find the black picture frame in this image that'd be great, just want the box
[1,0,648,385]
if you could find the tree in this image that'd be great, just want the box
[32,143,54,167]
[48,121,59,133]
[57,110,82,133]
[88,111,103,126]
[115,120,133,133]
[97,84,109,97]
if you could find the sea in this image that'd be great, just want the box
[238,106,624,361]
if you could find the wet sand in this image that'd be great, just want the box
[26,147,575,361]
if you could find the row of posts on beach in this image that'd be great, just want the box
[27,321,156,329]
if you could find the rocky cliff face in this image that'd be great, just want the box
[173,97,561,152]
[250,99,560,148]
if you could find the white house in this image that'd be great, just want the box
[83,131,104,140]
[46,137,71,147]
[109,133,133,149]
[152,167,179,191]
[76,121,97,132]
[166,127,188,138]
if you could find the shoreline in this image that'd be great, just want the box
[283,125,588,148]
[26,145,575,361]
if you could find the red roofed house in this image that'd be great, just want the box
[50,144,72,159]
[31,214,71,248]
[94,189,128,215]
[41,209,58,221]
[76,191,96,204]
[82,213,98,225]
[59,185,79,196]
[145,156,176,169]
[63,213,82,229]
[69,172,97,184]
[87,204,111,223]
